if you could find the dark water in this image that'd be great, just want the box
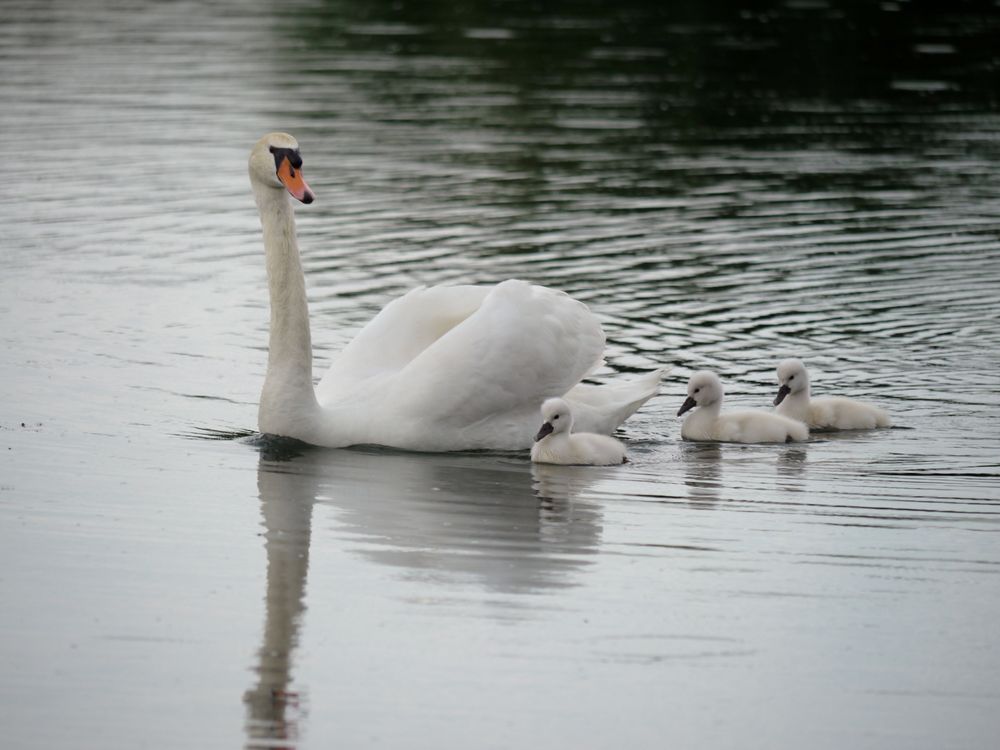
[2,0,999,747]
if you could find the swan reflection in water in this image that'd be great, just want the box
[242,439,605,746]
[243,440,313,749]
[679,441,808,506]
[775,446,808,493]
[681,442,723,505]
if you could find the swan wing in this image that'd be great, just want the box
[812,396,890,430]
[316,284,492,397]
[393,279,605,434]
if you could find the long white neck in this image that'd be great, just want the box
[777,387,811,421]
[253,182,320,434]
[684,399,721,436]
[699,399,722,418]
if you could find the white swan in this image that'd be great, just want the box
[531,398,627,465]
[678,371,809,443]
[249,133,663,451]
[774,359,891,430]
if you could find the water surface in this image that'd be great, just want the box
[1,1,999,748]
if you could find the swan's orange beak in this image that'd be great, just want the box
[277,157,314,204]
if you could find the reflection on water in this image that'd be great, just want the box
[681,442,722,505]
[252,442,602,596]
[680,441,808,506]
[245,455,314,748]
[2,0,1000,748]
[244,442,604,745]
[774,446,807,494]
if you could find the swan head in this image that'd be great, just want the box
[678,371,723,416]
[774,358,809,405]
[249,132,315,204]
[535,397,573,441]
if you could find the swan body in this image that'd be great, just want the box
[249,133,662,451]
[774,359,891,430]
[678,371,808,443]
[531,398,627,465]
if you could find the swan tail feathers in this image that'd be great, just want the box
[564,367,666,435]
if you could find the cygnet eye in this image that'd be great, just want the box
[789,374,795,380]
[553,414,560,420]
[694,388,700,394]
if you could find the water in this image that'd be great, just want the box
[2,0,999,747]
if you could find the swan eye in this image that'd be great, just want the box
[789,375,795,380]
[268,146,304,173]
[694,388,700,394]
[553,414,560,420]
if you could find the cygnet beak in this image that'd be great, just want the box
[534,422,554,442]
[677,395,697,416]
[774,384,791,406]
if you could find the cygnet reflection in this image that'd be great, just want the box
[775,446,808,493]
[530,462,607,549]
[681,441,723,505]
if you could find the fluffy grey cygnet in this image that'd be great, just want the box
[774,359,891,430]
[531,398,627,465]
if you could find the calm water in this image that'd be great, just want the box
[2,0,1000,747]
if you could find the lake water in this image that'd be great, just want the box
[2,0,999,747]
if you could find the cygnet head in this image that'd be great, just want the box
[677,371,723,416]
[774,358,809,405]
[249,132,315,204]
[534,397,573,441]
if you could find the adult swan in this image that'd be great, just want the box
[249,132,662,451]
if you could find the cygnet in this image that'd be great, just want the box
[774,359,891,430]
[678,371,808,443]
[531,398,627,465]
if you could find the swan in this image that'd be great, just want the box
[248,132,663,451]
[774,359,891,430]
[531,398,628,465]
[677,371,809,443]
